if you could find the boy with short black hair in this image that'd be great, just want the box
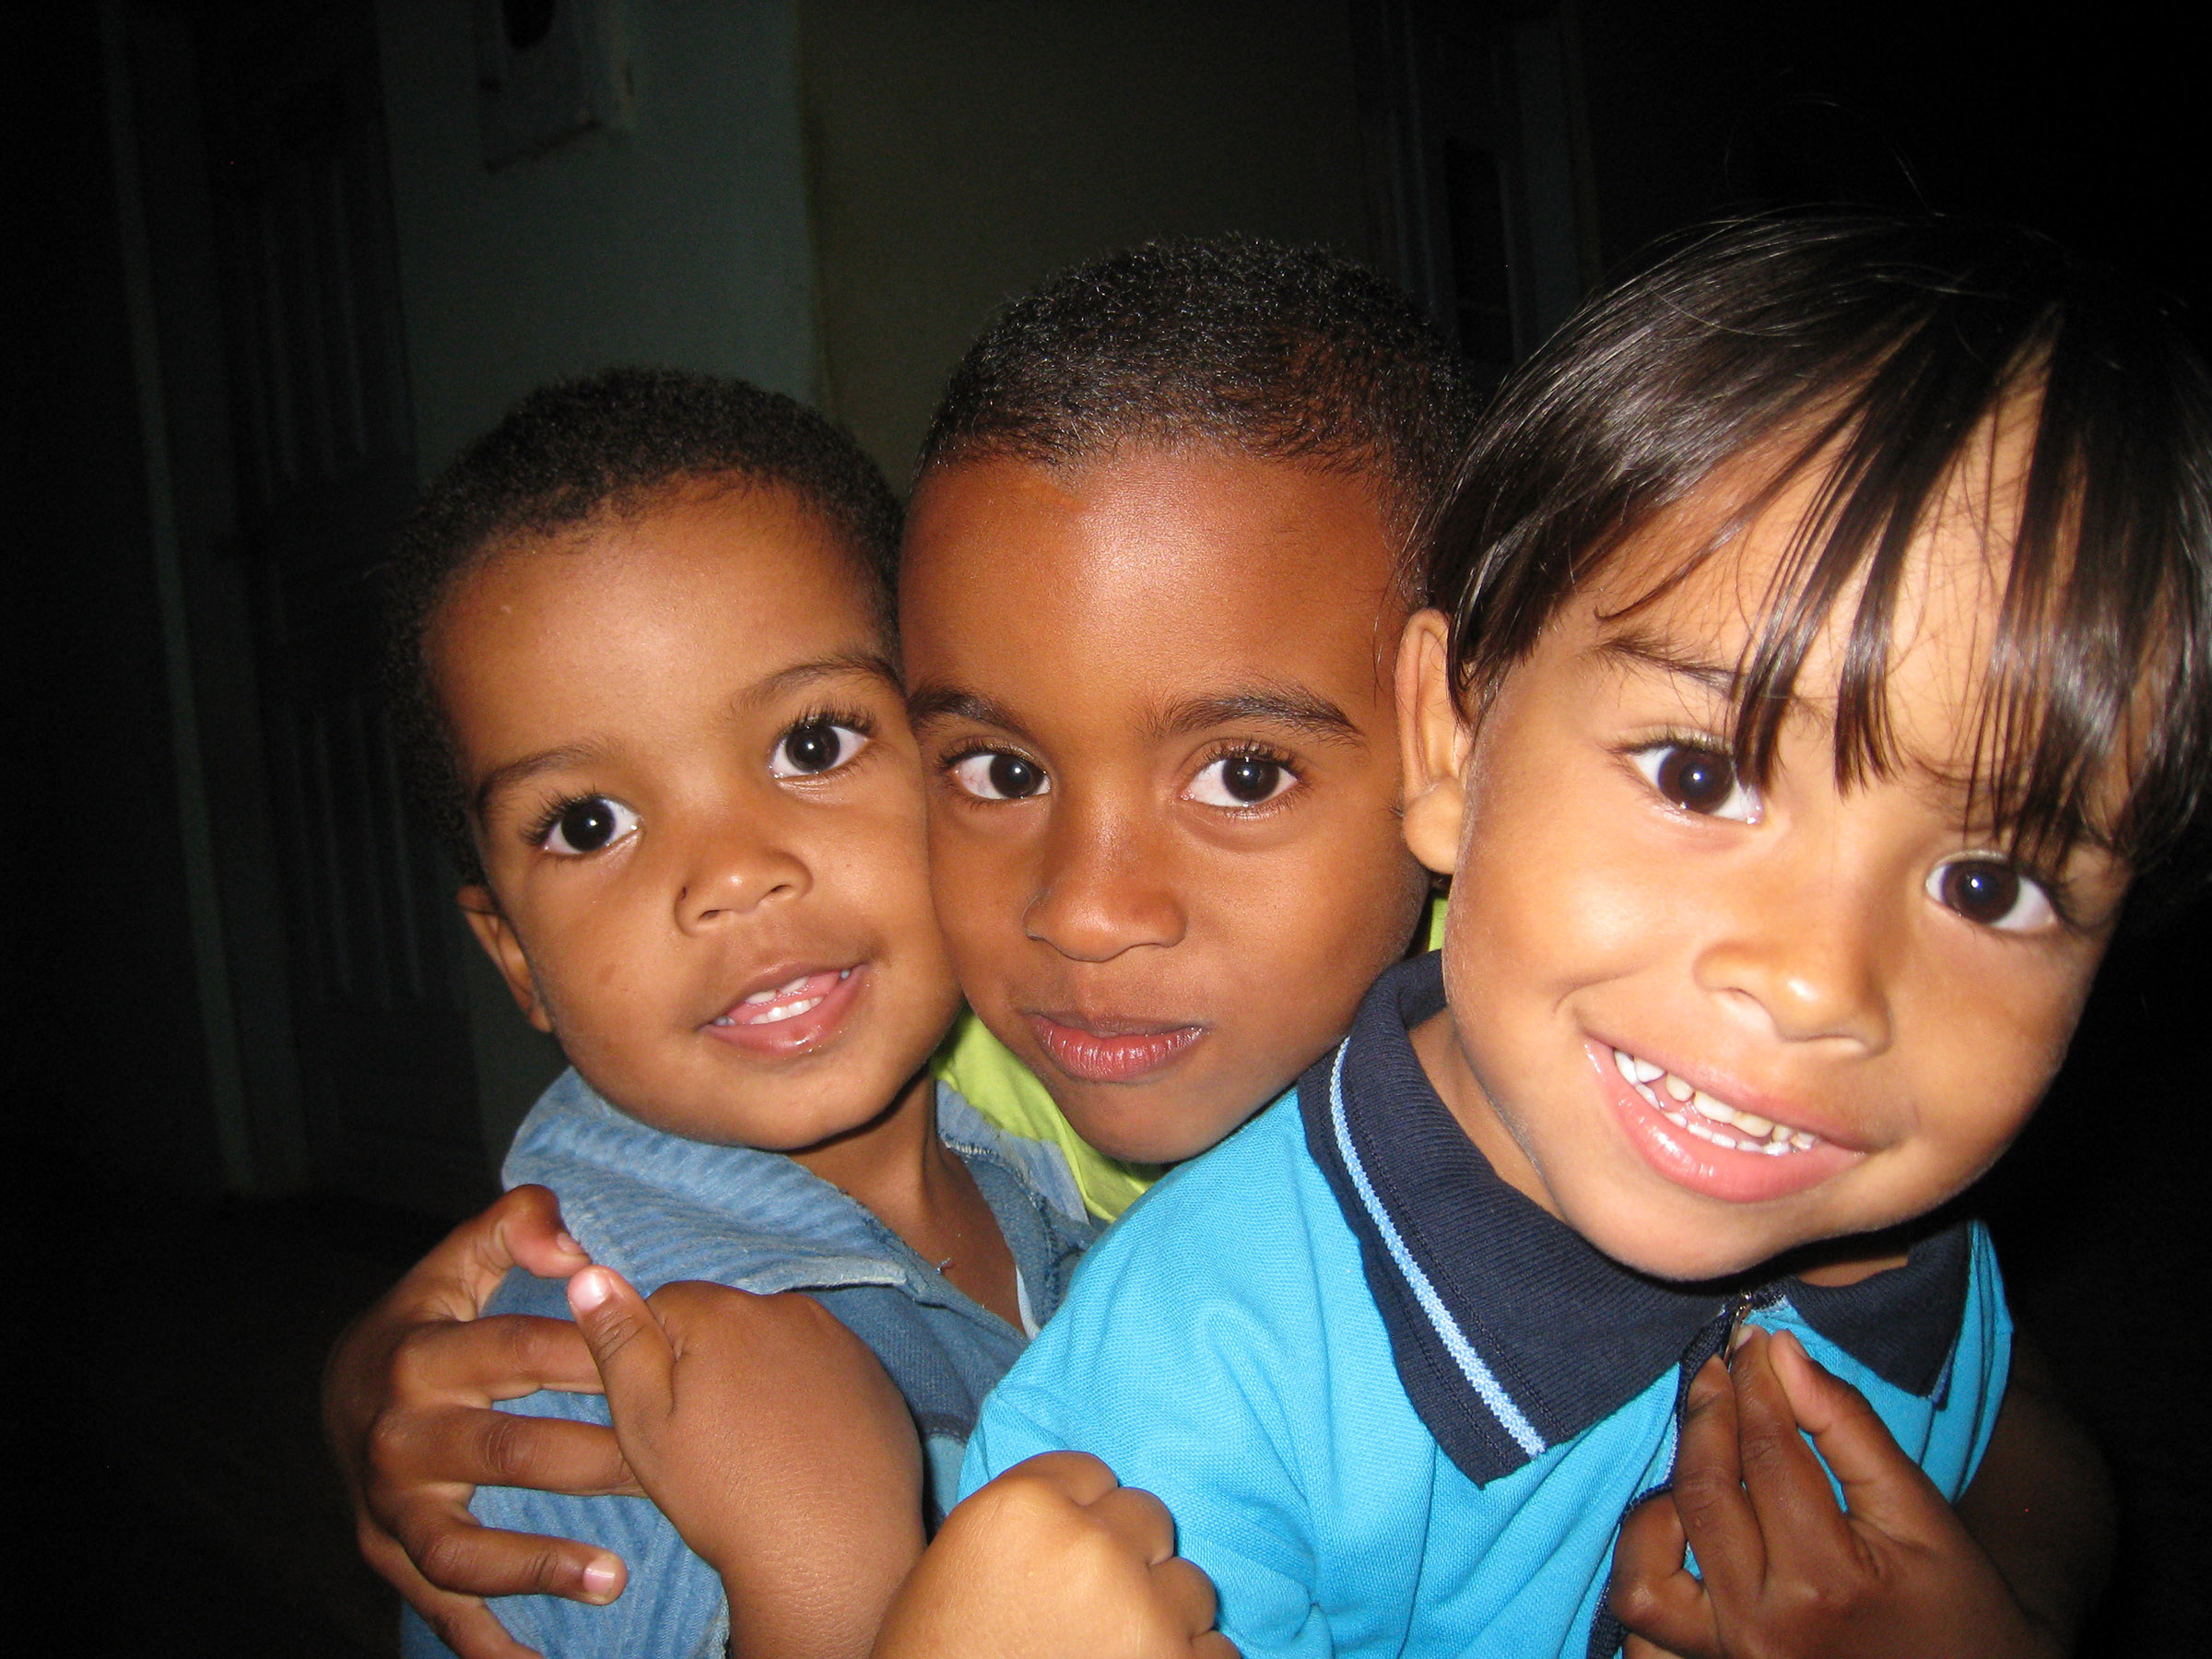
[912,215,2206,1656]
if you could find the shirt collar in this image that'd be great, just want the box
[1300,952,1971,1487]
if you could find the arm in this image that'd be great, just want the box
[873,1453,1235,1659]
[566,1266,926,1659]
[1953,1328,2115,1645]
[323,1187,638,1659]
[1610,1328,2080,1659]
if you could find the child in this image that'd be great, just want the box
[380,368,1096,1659]
[904,215,2207,1655]
[331,237,2112,1657]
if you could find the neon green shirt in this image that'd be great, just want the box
[929,897,1449,1220]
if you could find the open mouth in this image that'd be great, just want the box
[712,968,853,1028]
[1610,1046,1821,1156]
[702,966,863,1055]
[1027,1013,1205,1084]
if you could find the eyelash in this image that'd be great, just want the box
[1617,732,2085,932]
[1184,742,1302,811]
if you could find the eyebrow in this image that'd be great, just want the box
[1145,685,1366,747]
[905,684,1034,741]
[1588,629,1743,696]
[740,650,902,707]
[903,681,1366,750]
[473,742,612,822]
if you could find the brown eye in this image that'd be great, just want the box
[771,720,866,778]
[950,751,1050,801]
[1184,753,1295,808]
[1927,858,2055,931]
[543,796,636,855]
[1633,743,1759,822]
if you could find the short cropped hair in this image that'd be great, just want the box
[918,236,1480,576]
[1429,213,2212,888]
[386,368,901,883]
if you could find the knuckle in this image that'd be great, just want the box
[476,1408,536,1483]
[364,1405,425,1477]
[1669,1468,1733,1526]
[415,1524,481,1592]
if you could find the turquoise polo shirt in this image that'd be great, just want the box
[962,953,2011,1657]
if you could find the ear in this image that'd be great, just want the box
[458,885,555,1033]
[1396,610,1474,878]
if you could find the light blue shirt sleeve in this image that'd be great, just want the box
[959,1112,1362,1653]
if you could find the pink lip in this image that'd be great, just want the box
[703,966,864,1058]
[1028,1014,1205,1083]
[1587,1041,1861,1204]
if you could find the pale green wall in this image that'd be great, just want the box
[376,0,822,474]
[797,0,1375,477]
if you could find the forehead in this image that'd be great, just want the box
[900,449,1403,704]
[430,483,881,747]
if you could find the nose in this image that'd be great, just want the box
[1022,790,1186,962]
[674,812,809,932]
[1691,841,1895,1052]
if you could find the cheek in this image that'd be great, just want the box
[924,821,1023,979]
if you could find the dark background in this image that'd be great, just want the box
[11,2,2206,1653]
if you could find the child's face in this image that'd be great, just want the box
[435,482,960,1148]
[1402,444,2133,1282]
[901,449,1431,1162]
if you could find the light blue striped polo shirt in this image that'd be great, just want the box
[962,953,2010,1658]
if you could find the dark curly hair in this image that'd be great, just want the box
[386,368,900,883]
[918,236,1479,585]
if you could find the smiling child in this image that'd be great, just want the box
[917,216,2211,1656]
[384,370,1093,1659]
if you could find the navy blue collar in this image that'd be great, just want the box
[1300,953,1971,1487]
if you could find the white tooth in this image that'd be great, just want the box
[1690,1091,1732,1122]
[1616,1049,1640,1084]
[1791,1131,1816,1150]
[1632,1057,1664,1084]
[1763,1140,1791,1156]
[758,995,826,1024]
[712,1016,733,1026]
[1709,1131,1738,1149]
[838,968,852,980]
[1664,1110,1688,1127]
[1769,1124,1793,1144]
[1633,1081,1661,1108]
[1733,1112,1774,1138]
[1664,1073,1694,1101]
[742,987,778,1005]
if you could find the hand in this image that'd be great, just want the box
[323,1186,635,1659]
[569,1267,926,1659]
[1611,1328,2060,1659]
[873,1452,1238,1659]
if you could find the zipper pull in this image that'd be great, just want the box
[1723,1293,1756,1369]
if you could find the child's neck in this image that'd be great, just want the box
[790,1070,1023,1328]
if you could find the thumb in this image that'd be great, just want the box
[497,1184,594,1280]
[569,1266,675,1422]
[1768,1329,1949,1545]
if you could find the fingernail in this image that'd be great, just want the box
[570,1267,612,1312]
[557,1230,582,1255]
[582,1559,619,1600]
[1729,1321,1757,1355]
